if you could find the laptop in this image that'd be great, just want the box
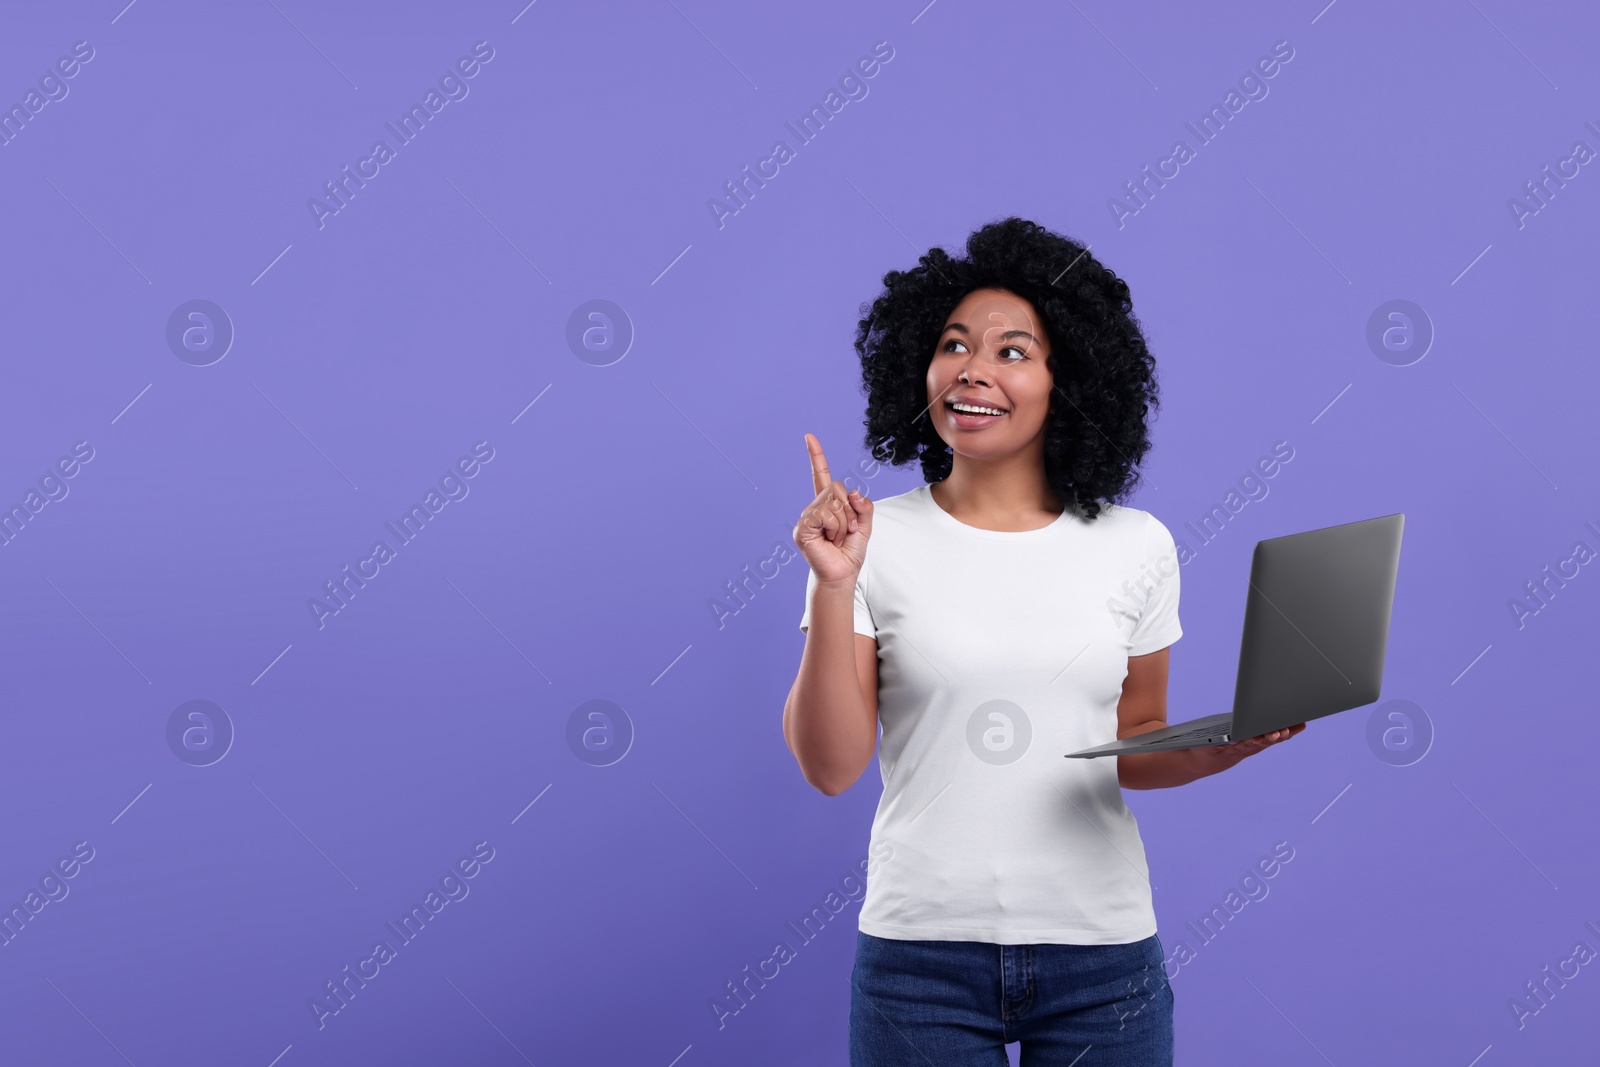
[1065,512,1404,759]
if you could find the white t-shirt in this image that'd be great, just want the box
[799,483,1182,945]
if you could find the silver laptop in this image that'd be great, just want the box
[1065,513,1404,759]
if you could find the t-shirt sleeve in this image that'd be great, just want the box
[1127,512,1183,657]
[799,561,875,638]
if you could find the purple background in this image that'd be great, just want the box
[2,1,1596,1064]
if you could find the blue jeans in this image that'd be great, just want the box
[849,930,1174,1066]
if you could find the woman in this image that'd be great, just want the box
[787,217,1304,1065]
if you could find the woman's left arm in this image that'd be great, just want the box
[1114,647,1305,790]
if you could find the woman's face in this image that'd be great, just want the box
[925,287,1055,459]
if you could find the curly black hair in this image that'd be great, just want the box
[854,216,1161,523]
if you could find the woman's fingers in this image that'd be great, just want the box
[1205,722,1306,765]
[821,488,847,543]
[1224,727,1293,758]
[804,435,872,544]
[810,500,831,543]
[806,434,832,497]
[826,483,852,541]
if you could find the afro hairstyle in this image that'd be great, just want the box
[854,216,1163,523]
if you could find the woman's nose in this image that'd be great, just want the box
[961,351,993,383]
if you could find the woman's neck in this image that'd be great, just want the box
[930,464,1063,531]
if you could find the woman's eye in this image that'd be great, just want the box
[941,338,1027,361]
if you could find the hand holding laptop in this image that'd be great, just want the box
[1066,513,1402,760]
[1189,722,1306,769]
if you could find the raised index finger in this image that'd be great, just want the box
[806,433,833,496]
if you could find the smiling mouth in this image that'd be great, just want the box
[945,402,1008,426]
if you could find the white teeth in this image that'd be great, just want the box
[951,402,1005,416]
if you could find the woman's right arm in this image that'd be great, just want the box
[785,584,879,796]
[785,434,878,796]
